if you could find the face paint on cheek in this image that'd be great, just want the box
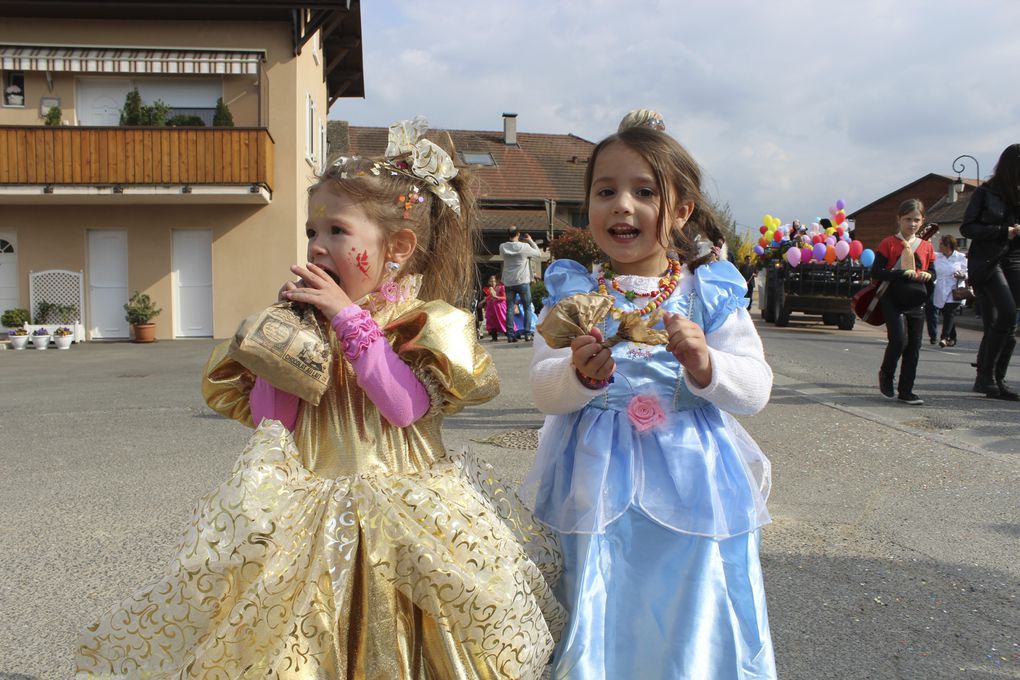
[348,248,371,279]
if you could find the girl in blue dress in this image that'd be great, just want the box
[523,119,776,679]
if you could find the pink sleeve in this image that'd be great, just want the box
[332,305,431,427]
[250,377,300,431]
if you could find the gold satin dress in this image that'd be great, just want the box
[77,283,565,680]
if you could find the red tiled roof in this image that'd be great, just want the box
[336,123,595,203]
[478,208,574,233]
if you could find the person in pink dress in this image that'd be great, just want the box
[484,274,508,341]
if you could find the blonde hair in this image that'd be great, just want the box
[584,126,726,270]
[311,151,479,306]
[618,109,665,133]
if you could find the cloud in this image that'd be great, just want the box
[335,0,1020,232]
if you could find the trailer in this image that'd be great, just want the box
[757,261,870,330]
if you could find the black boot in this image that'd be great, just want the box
[490,331,498,342]
[977,329,1010,399]
[994,333,1019,401]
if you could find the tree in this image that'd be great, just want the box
[549,227,602,269]
[711,200,753,262]
[119,88,144,125]
[213,97,234,127]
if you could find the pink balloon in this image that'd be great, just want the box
[834,240,850,261]
[849,240,864,259]
[786,247,802,267]
[825,236,837,246]
[801,246,814,263]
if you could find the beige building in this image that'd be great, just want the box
[0,1,364,339]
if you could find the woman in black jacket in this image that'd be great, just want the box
[960,144,1020,400]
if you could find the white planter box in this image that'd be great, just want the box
[23,323,86,343]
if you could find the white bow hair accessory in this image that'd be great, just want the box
[383,115,461,215]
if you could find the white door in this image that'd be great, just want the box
[77,78,131,126]
[172,229,213,337]
[0,233,18,327]
[88,230,129,338]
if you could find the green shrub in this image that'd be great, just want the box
[43,106,62,126]
[549,227,602,269]
[1,308,30,327]
[212,97,234,127]
[119,88,170,126]
[167,114,205,127]
[530,280,548,313]
[124,292,162,325]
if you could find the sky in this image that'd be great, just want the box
[331,0,1020,236]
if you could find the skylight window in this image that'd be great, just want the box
[461,152,495,166]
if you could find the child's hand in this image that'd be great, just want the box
[571,326,614,384]
[663,311,712,387]
[278,280,298,302]
[285,263,353,319]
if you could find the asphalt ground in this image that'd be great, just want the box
[1,320,1018,679]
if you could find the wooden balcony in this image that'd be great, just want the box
[0,126,274,200]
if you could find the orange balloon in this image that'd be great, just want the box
[759,237,768,247]
[824,245,837,263]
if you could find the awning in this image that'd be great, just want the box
[0,45,263,75]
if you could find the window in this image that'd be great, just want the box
[0,238,14,253]
[3,71,25,107]
[320,121,328,170]
[956,237,969,250]
[460,151,495,166]
[306,93,317,163]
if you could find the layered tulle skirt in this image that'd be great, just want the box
[77,421,565,679]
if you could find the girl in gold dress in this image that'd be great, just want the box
[77,118,564,679]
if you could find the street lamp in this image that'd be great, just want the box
[952,154,980,191]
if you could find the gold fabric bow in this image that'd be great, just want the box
[383,116,461,215]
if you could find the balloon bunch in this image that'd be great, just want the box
[754,199,876,268]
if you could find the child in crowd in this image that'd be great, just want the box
[871,199,936,405]
[78,117,564,679]
[483,273,508,341]
[523,115,776,678]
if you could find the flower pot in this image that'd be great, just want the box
[31,334,51,349]
[132,323,156,343]
[8,333,29,349]
[6,94,23,106]
[54,335,73,349]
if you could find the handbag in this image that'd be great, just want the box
[951,286,975,302]
[852,281,889,326]
[228,302,332,404]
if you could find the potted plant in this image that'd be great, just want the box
[53,326,74,349]
[7,326,28,350]
[31,326,51,350]
[5,84,23,106]
[124,291,162,343]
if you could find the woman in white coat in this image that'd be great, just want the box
[933,234,969,347]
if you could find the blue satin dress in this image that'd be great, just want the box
[524,259,776,680]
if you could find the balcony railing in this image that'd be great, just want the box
[0,126,274,191]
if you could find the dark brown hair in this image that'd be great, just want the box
[939,234,958,250]
[987,143,1020,208]
[583,126,726,269]
[311,150,479,306]
[897,198,925,218]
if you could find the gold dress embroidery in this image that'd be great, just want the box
[77,279,565,679]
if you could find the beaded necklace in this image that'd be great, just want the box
[597,258,682,316]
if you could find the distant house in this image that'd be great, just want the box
[329,113,595,283]
[849,174,980,249]
[0,1,365,339]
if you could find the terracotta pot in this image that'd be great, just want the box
[132,323,156,343]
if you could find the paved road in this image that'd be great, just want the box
[0,321,1017,679]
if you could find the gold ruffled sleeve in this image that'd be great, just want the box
[201,340,256,427]
[385,300,499,416]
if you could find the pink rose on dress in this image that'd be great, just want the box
[626,394,666,432]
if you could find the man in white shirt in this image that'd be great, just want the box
[500,226,541,342]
